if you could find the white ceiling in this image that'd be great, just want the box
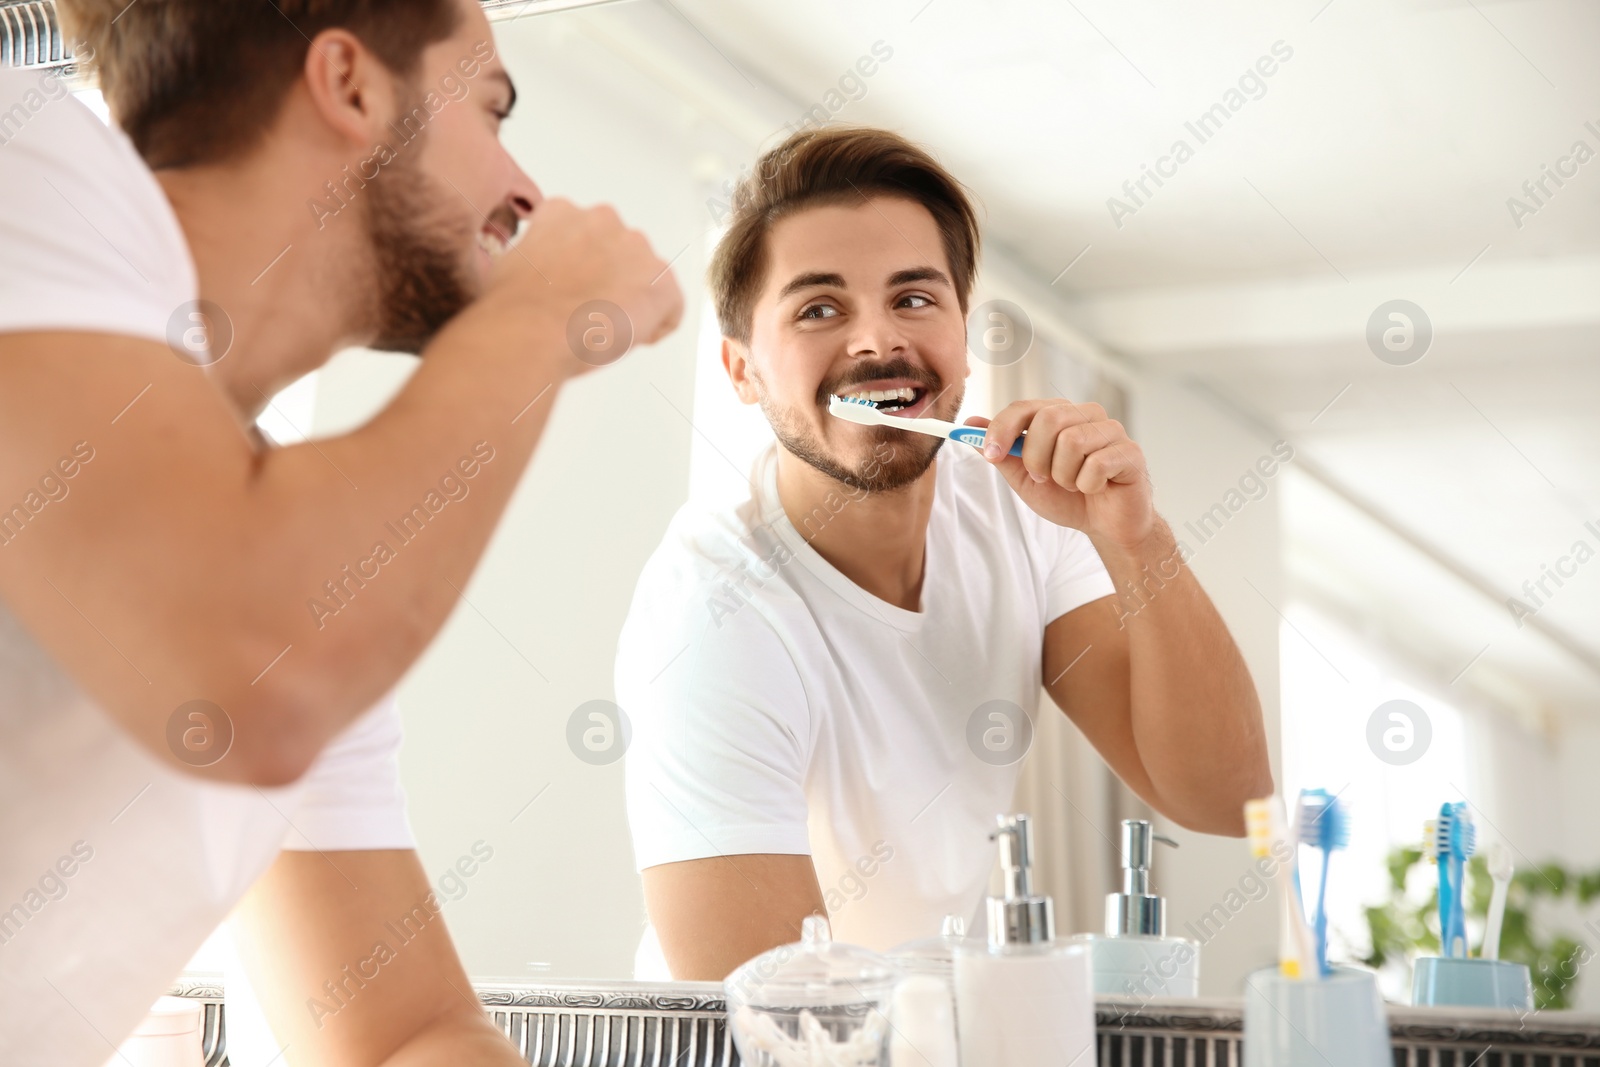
[658,0,1600,288]
[524,0,1600,722]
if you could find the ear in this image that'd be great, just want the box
[722,338,761,405]
[299,28,392,149]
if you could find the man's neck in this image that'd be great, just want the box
[157,157,367,430]
[774,446,938,612]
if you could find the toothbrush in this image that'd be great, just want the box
[1426,802,1477,959]
[828,394,1025,456]
[1245,795,1319,980]
[1483,843,1513,960]
[1296,789,1350,978]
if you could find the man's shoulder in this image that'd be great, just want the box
[634,487,795,607]
[0,70,195,340]
[617,486,813,673]
[1,69,132,170]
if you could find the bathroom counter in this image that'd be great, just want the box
[169,973,1600,1065]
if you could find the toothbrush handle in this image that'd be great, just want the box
[1484,881,1508,960]
[1444,855,1469,958]
[1439,855,1458,958]
[1315,849,1331,976]
[948,427,1026,457]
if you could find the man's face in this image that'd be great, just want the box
[364,0,540,352]
[733,195,970,493]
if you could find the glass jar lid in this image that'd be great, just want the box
[725,916,900,1010]
[887,915,968,977]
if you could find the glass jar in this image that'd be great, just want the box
[724,915,899,1067]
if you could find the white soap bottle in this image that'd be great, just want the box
[954,813,1097,1066]
[1073,819,1200,999]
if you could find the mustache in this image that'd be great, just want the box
[817,358,942,406]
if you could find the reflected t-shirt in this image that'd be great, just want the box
[617,440,1114,972]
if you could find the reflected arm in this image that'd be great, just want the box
[230,849,523,1066]
[1043,525,1273,835]
[642,854,827,981]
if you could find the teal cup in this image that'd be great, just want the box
[1244,966,1392,1067]
[1412,956,1532,1010]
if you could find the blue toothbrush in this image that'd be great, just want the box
[1427,802,1477,958]
[1297,789,1350,977]
[827,394,1026,456]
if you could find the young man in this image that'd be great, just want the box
[617,127,1272,980]
[0,1,681,1062]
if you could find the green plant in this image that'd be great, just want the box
[1362,846,1600,1010]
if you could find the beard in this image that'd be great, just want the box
[361,148,478,354]
[756,356,961,494]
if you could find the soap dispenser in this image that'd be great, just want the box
[954,813,1096,1066]
[1073,819,1199,998]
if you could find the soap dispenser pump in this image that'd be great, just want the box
[954,814,1096,1066]
[1074,819,1200,998]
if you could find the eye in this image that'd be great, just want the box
[898,293,934,309]
[799,302,839,320]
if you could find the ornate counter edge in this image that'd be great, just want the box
[170,975,1600,1049]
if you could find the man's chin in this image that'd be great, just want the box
[368,267,476,355]
[786,429,942,495]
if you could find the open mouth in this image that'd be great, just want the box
[832,385,928,416]
[476,225,512,261]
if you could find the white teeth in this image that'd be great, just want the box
[477,230,509,258]
[841,386,917,403]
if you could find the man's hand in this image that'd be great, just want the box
[968,399,1156,551]
[472,197,684,381]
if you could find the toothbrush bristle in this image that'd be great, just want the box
[826,394,884,425]
[1435,802,1476,860]
[1297,789,1350,851]
[1244,796,1284,858]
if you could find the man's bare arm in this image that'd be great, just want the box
[229,849,521,1066]
[642,855,827,981]
[1044,526,1273,836]
[972,400,1271,835]
[0,199,682,786]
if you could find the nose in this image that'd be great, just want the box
[505,156,542,226]
[846,305,909,361]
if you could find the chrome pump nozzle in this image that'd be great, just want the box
[987,813,1055,948]
[1106,819,1178,937]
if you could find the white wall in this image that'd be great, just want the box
[1132,377,1285,996]
[308,15,748,980]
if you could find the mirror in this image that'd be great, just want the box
[255,0,1600,1014]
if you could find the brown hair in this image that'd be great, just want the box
[708,126,981,344]
[57,0,460,169]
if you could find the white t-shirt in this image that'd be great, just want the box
[618,440,1115,972]
[0,69,414,1065]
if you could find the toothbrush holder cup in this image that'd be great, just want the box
[1243,966,1391,1067]
[1412,956,1533,1011]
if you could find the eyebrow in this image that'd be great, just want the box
[888,267,951,288]
[776,266,952,301]
[777,271,846,300]
[486,69,518,114]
